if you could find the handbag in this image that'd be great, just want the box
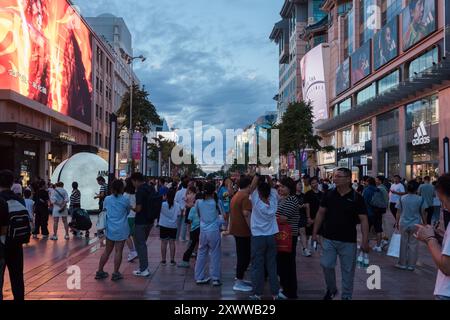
[96,209,107,231]
[387,232,401,258]
[275,219,292,253]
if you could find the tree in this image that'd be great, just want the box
[275,101,334,172]
[117,84,162,134]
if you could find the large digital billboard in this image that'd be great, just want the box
[374,17,398,70]
[300,43,329,122]
[0,0,93,125]
[351,41,371,85]
[402,0,436,51]
[335,58,350,96]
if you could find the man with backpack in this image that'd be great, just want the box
[0,170,31,300]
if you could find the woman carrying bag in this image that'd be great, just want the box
[276,177,301,299]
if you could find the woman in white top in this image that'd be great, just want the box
[416,174,450,300]
[123,178,138,262]
[159,188,182,266]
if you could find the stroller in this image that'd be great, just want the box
[69,208,92,238]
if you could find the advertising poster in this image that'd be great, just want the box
[335,57,350,96]
[374,18,398,69]
[402,0,436,51]
[0,0,93,125]
[351,41,371,85]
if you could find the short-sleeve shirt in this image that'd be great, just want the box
[123,193,136,218]
[304,190,323,219]
[418,183,435,208]
[396,194,428,227]
[159,202,181,229]
[135,184,155,225]
[389,183,405,203]
[434,223,450,297]
[277,195,300,236]
[70,189,81,207]
[229,191,252,237]
[104,194,130,241]
[34,190,49,211]
[250,189,279,236]
[320,189,367,243]
[188,206,200,231]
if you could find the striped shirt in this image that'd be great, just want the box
[99,184,108,195]
[70,189,81,207]
[277,195,301,236]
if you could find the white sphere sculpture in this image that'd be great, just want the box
[51,152,108,211]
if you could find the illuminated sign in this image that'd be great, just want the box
[0,0,93,125]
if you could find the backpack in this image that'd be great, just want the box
[370,188,388,209]
[0,195,31,244]
[72,208,92,231]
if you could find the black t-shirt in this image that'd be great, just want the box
[34,189,49,211]
[320,189,367,243]
[304,190,323,219]
[135,183,159,225]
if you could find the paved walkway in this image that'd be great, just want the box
[2,213,439,300]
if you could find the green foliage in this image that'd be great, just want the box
[275,101,333,154]
[118,84,162,134]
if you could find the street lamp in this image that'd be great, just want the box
[119,48,146,174]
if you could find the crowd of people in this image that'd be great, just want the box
[0,168,449,301]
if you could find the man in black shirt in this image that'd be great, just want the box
[0,170,25,300]
[32,180,50,238]
[313,168,369,300]
[131,173,159,277]
[304,176,323,244]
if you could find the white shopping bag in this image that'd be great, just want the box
[387,232,401,258]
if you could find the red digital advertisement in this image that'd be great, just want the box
[0,0,93,125]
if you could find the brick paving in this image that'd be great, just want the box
[1,213,439,300]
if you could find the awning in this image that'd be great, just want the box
[316,58,450,133]
[0,122,53,141]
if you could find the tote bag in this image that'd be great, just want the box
[96,209,107,232]
[275,221,292,253]
[387,232,401,258]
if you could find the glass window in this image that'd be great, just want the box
[359,0,378,46]
[408,47,439,79]
[357,122,372,143]
[347,8,354,57]
[386,0,402,23]
[378,70,400,94]
[342,128,353,147]
[356,83,376,104]
[333,105,339,117]
[406,95,439,130]
[313,0,327,22]
[339,98,352,114]
[338,2,353,15]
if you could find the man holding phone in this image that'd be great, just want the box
[313,167,369,300]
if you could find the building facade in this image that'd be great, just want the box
[315,0,450,181]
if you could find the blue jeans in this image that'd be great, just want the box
[134,224,153,271]
[251,235,279,296]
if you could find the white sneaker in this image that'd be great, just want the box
[127,251,138,262]
[133,268,150,277]
[233,280,253,292]
[373,245,383,253]
[196,277,211,285]
[302,248,312,257]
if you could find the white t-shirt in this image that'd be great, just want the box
[159,202,182,229]
[175,187,187,210]
[11,183,22,195]
[434,224,450,297]
[24,198,34,219]
[389,183,405,203]
[123,193,136,218]
[250,189,279,236]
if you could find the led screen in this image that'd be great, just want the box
[0,0,93,125]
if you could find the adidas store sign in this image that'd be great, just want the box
[412,121,431,146]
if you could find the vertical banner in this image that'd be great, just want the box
[108,113,117,184]
[132,132,142,161]
[141,136,148,175]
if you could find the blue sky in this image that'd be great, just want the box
[74,0,281,134]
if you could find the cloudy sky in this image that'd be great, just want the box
[74,0,280,127]
[74,0,281,169]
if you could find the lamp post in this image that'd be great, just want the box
[119,48,146,175]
